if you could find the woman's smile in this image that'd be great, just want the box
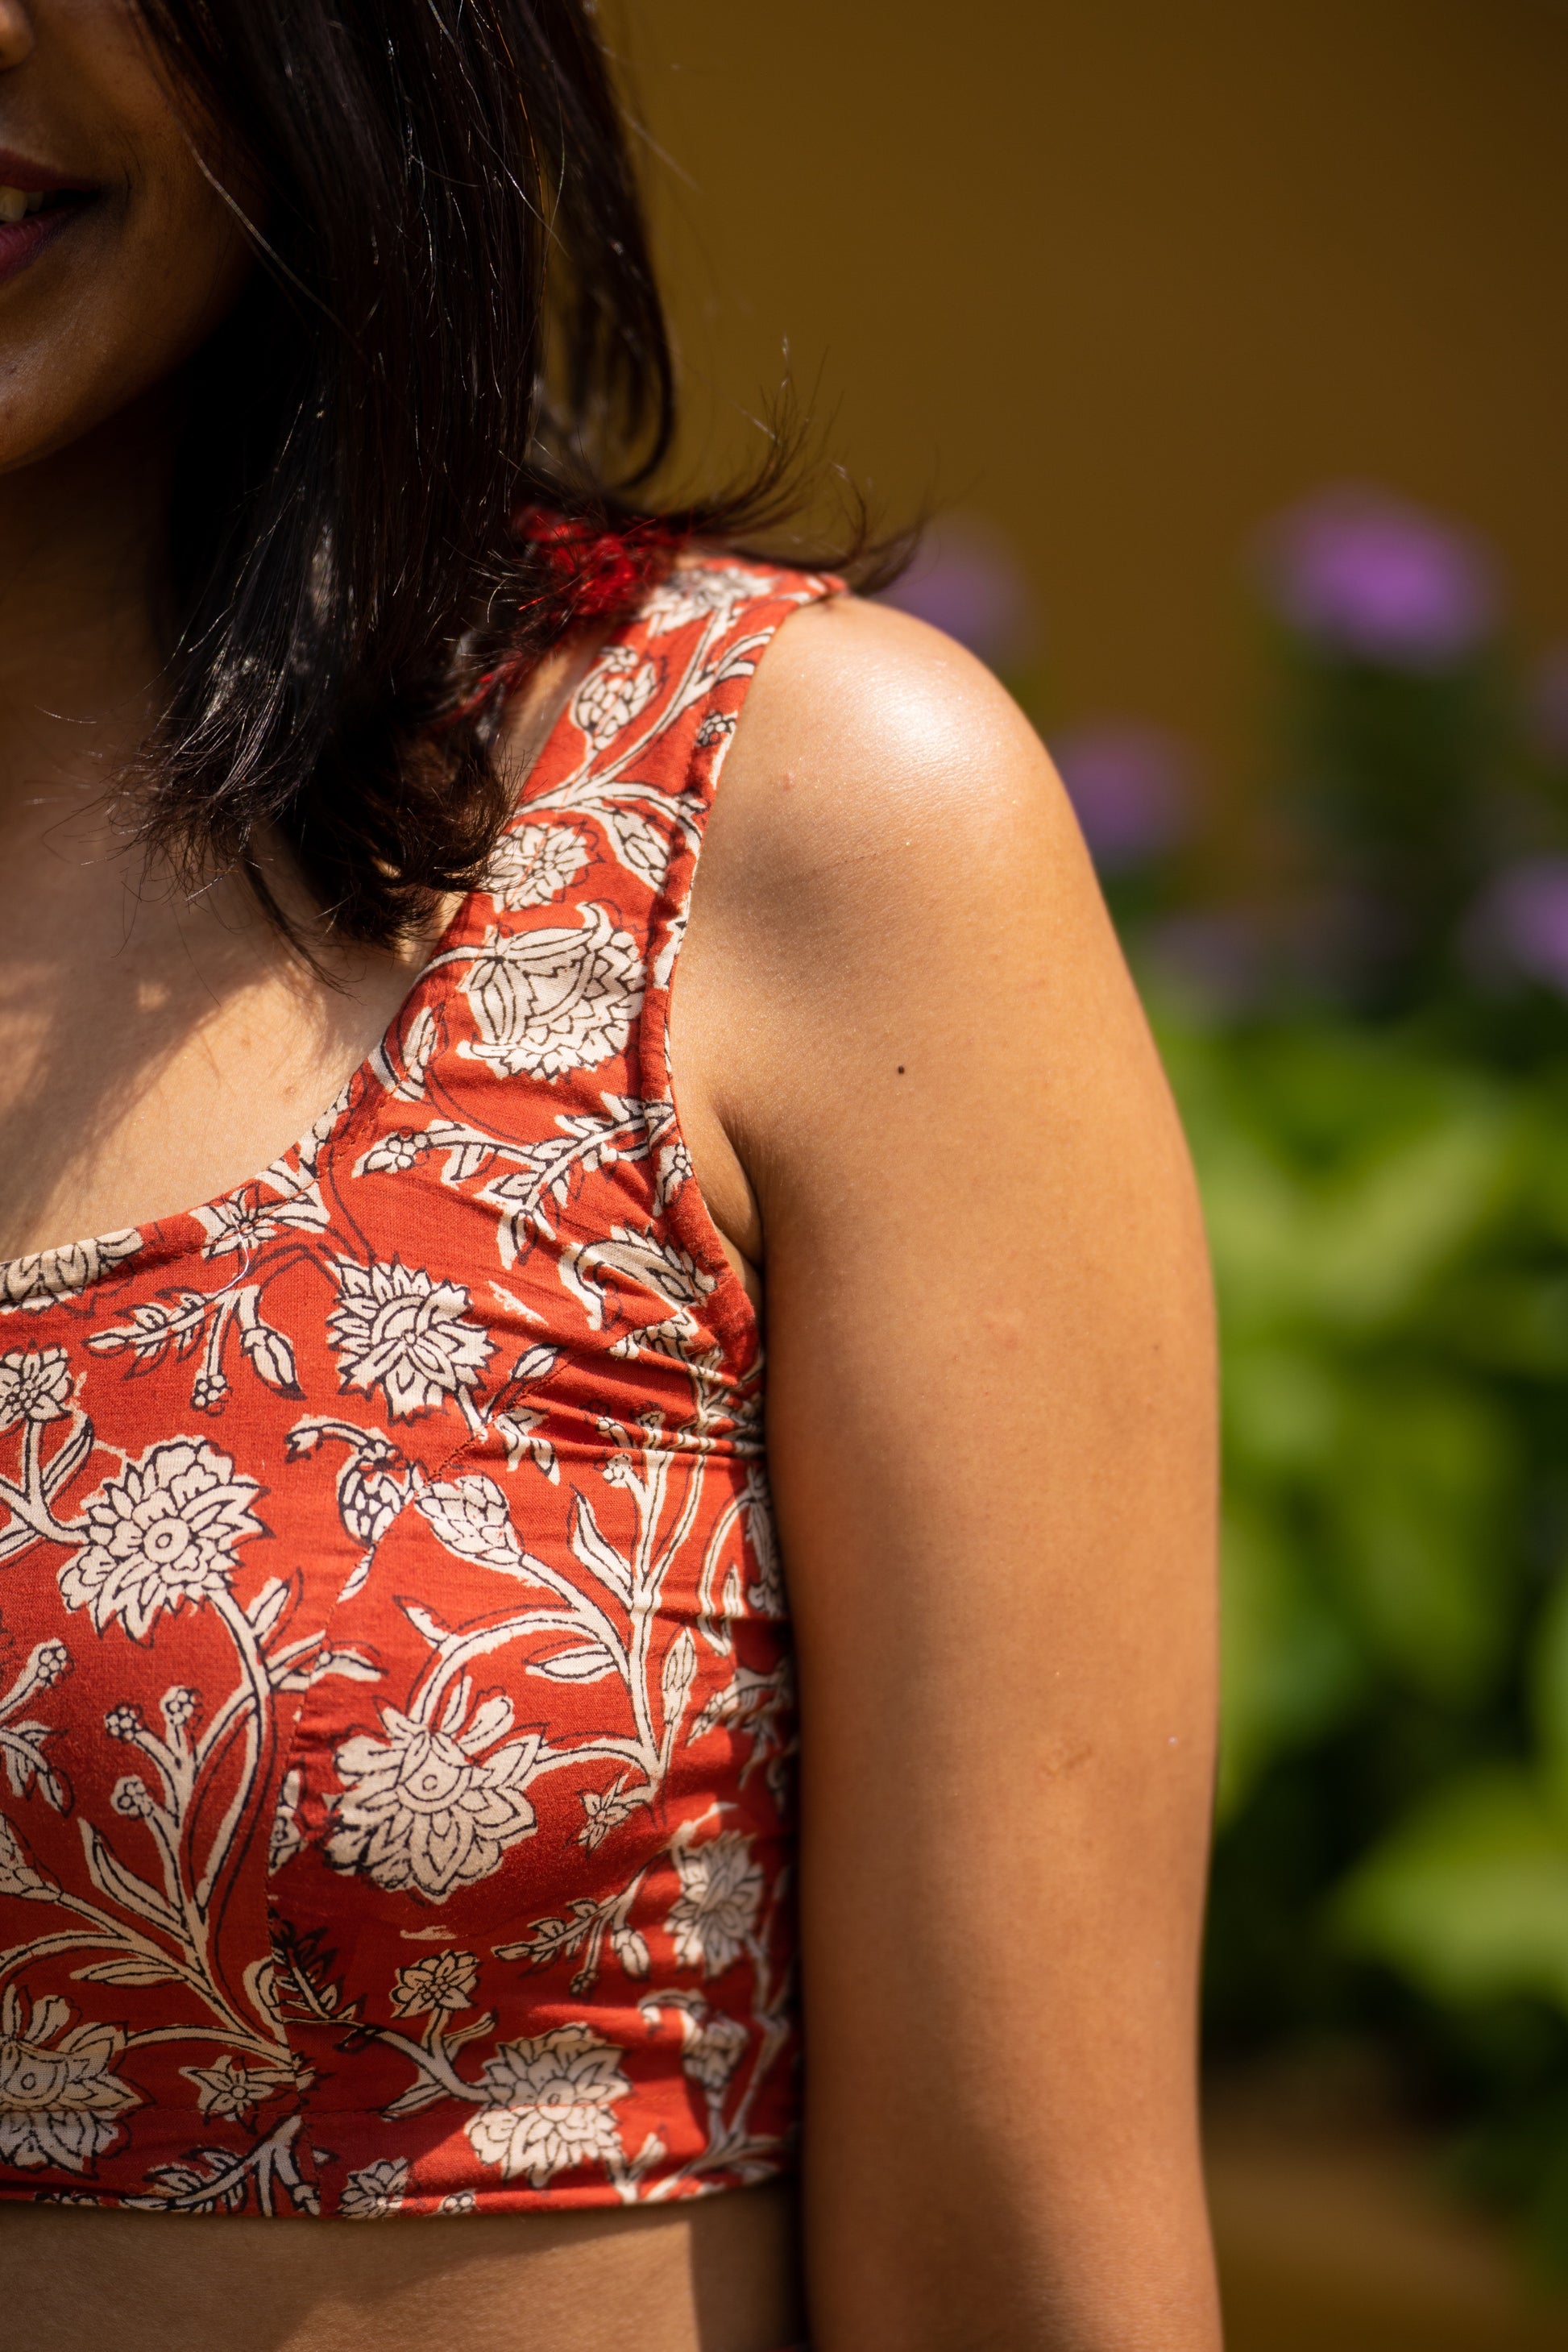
[0,193,92,282]
[0,143,96,280]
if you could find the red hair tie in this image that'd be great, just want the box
[515,505,683,620]
[438,508,687,730]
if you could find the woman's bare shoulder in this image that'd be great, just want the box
[711,591,1081,927]
[674,586,1172,1267]
[692,589,1129,1061]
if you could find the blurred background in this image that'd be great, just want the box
[607,1,1568,2342]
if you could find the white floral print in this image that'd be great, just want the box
[742,1466,786,1618]
[560,1225,715,1357]
[268,1768,305,1876]
[464,2026,629,2185]
[327,1704,542,1901]
[181,2055,299,2122]
[0,1991,139,2172]
[641,567,772,637]
[58,1440,263,1641]
[654,1138,693,1210]
[0,1348,72,1429]
[570,644,659,748]
[485,823,590,910]
[0,1815,52,1902]
[1,1232,141,1313]
[680,2010,749,2096]
[391,1949,479,2017]
[413,1473,529,1571]
[456,905,644,1083]
[339,2158,409,2218]
[326,1256,492,1421]
[666,1832,763,1977]
[196,1183,330,1259]
[86,1284,300,1417]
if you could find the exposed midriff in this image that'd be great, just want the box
[0,2174,802,2352]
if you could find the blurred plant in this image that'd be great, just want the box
[1259,487,1499,670]
[1047,720,1199,943]
[1466,858,1568,996]
[1527,645,1568,771]
[1176,1012,1568,2263]
[1052,720,1191,871]
[1054,483,1568,2271]
[1139,908,1271,1023]
[1252,487,1518,1010]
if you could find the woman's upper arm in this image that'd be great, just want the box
[670,595,1222,2352]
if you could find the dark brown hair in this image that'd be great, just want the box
[134,0,867,946]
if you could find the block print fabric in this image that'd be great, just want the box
[0,559,834,2216]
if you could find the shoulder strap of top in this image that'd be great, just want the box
[516,552,840,934]
[485,554,842,1370]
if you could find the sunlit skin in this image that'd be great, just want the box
[0,6,1221,2350]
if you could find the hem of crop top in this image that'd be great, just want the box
[0,2132,797,2219]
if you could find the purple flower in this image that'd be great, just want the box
[1259,487,1498,669]
[877,517,1034,670]
[1466,858,1568,993]
[1051,723,1191,874]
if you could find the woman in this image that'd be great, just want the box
[0,4,1219,2348]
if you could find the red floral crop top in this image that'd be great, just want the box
[0,558,834,2218]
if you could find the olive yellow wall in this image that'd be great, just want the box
[611,0,1568,798]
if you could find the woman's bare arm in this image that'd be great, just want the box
[671,595,1221,2352]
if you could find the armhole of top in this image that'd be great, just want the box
[637,575,840,1384]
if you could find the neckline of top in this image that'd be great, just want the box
[0,618,623,1292]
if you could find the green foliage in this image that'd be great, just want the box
[1171,1023,1526,1759]
[1166,1003,1568,2256]
[1065,487,1568,2260]
[1336,1769,1568,2013]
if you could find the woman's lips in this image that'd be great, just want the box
[0,148,101,290]
[0,145,96,194]
[0,189,94,289]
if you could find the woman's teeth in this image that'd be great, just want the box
[0,189,48,225]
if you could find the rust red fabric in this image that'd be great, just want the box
[0,559,836,2217]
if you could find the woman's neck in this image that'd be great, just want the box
[0,389,176,856]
